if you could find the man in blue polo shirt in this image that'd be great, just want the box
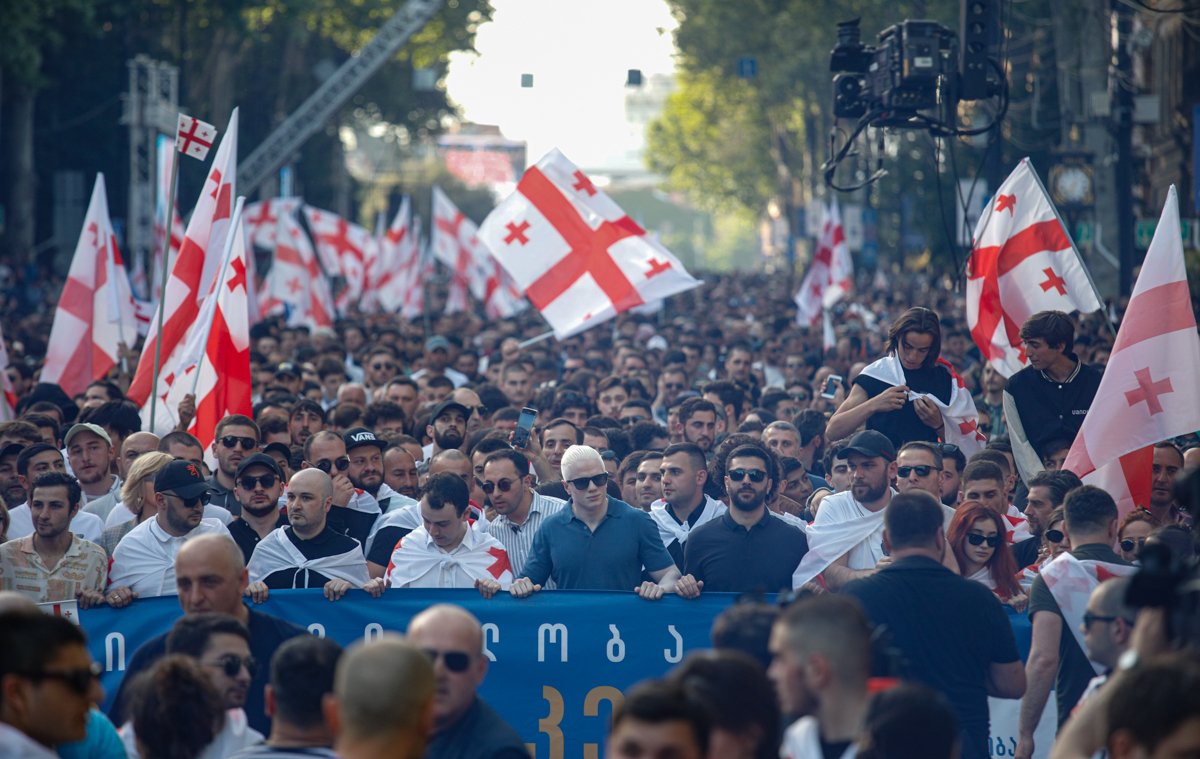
[510,445,682,600]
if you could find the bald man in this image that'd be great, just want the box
[117,432,159,480]
[325,634,435,759]
[107,533,308,735]
[406,605,527,759]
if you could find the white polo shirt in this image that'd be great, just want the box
[108,517,232,597]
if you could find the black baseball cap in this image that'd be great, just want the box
[842,430,897,461]
[432,400,470,423]
[235,452,284,480]
[262,442,293,461]
[343,427,387,452]
[154,459,211,499]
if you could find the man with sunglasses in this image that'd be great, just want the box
[364,348,401,393]
[209,415,262,518]
[895,441,946,498]
[107,459,233,601]
[302,431,380,546]
[482,450,565,579]
[512,445,681,600]
[228,453,289,564]
[406,605,527,759]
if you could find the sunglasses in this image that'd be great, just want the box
[897,465,938,478]
[1045,529,1065,544]
[423,648,471,673]
[238,474,277,490]
[19,662,102,695]
[620,416,644,426]
[372,362,396,371]
[567,472,609,490]
[728,468,767,483]
[479,478,517,494]
[206,654,258,678]
[315,457,351,473]
[220,436,257,451]
[1082,612,1122,629]
[664,383,686,391]
[966,533,1001,548]
[167,491,211,508]
[465,405,488,417]
[1120,537,1147,553]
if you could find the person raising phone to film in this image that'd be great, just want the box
[826,308,955,449]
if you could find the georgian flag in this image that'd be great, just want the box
[794,199,853,326]
[302,206,373,316]
[243,197,301,250]
[1040,553,1136,674]
[265,207,335,328]
[649,496,726,550]
[385,525,512,589]
[478,149,702,339]
[175,114,218,161]
[432,186,492,314]
[792,502,885,589]
[248,527,370,588]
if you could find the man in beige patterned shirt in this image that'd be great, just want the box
[0,471,106,606]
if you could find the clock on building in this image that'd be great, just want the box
[1049,163,1095,207]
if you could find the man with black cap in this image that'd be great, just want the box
[424,399,470,459]
[107,459,234,602]
[228,453,289,564]
[343,427,412,514]
[302,431,379,546]
[411,336,469,389]
[274,362,303,396]
[245,469,384,601]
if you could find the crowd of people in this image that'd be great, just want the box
[0,267,1197,758]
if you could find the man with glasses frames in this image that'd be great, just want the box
[618,399,653,428]
[364,348,401,393]
[406,605,527,759]
[228,454,289,564]
[482,450,564,579]
[302,431,380,546]
[1077,577,1134,707]
[107,460,233,601]
[512,445,681,599]
[895,441,947,498]
[209,415,262,518]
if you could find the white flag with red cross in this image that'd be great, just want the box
[0,322,18,421]
[966,159,1104,377]
[302,206,372,316]
[432,186,492,314]
[1041,554,1137,674]
[130,109,238,430]
[794,199,852,326]
[1064,186,1200,517]
[244,197,301,250]
[42,174,139,397]
[266,205,335,329]
[175,114,218,161]
[373,197,418,314]
[478,149,702,339]
[401,215,429,321]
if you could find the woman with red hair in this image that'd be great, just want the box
[947,501,1025,609]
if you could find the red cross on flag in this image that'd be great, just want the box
[1064,185,1200,517]
[244,197,301,250]
[401,215,430,321]
[130,109,238,432]
[42,174,139,397]
[432,186,492,314]
[165,201,253,455]
[372,197,419,314]
[302,206,372,316]
[0,322,18,421]
[265,206,335,328]
[478,149,702,338]
[794,199,853,326]
[966,158,1104,377]
[175,114,218,161]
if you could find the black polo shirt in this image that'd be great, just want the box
[1004,356,1101,460]
[228,512,289,565]
[261,526,362,589]
[844,555,1019,759]
[855,361,953,448]
[682,510,808,593]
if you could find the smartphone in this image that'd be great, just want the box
[511,407,537,449]
[821,374,842,400]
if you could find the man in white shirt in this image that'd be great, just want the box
[6,444,103,544]
[64,424,121,522]
[107,459,232,603]
[386,472,513,596]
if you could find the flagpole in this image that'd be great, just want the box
[189,197,246,398]
[148,144,181,428]
[518,330,555,349]
[1026,159,1118,342]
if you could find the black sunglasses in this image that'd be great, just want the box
[1082,612,1122,629]
[567,472,609,490]
[728,468,767,483]
[1045,529,1065,544]
[19,662,102,695]
[966,533,1001,548]
[220,435,257,451]
[1120,537,1147,553]
[315,457,351,473]
[620,416,644,426]
[897,465,937,478]
[207,654,258,678]
[478,478,516,494]
[167,490,211,507]
[423,648,471,673]
[372,362,396,371]
[239,474,278,490]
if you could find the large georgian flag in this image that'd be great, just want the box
[478,149,701,339]
[244,197,301,251]
[1064,186,1200,516]
[794,199,852,326]
[42,174,139,397]
[265,206,335,329]
[966,159,1104,377]
[302,206,372,316]
[130,109,238,430]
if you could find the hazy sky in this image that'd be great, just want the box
[445,0,678,170]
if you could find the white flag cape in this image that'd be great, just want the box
[1040,553,1136,674]
[248,527,369,587]
[792,506,885,589]
[385,526,512,589]
[649,496,727,549]
[857,355,988,458]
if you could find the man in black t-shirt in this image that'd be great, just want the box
[844,491,1025,759]
[227,453,288,564]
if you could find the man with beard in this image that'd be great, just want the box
[633,452,664,510]
[895,442,946,498]
[1148,442,1185,525]
[681,444,808,594]
[246,469,383,601]
[1020,470,1080,566]
[209,415,262,517]
[383,445,420,501]
[383,379,421,428]
[540,419,583,481]
[769,595,873,759]
[0,443,27,511]
[227,454,288,564]
[343,428,409,513]
[651,443,726,569]
[482,450,565,579]
[65,423,121,522]
[289,400,326,448]
[675,398,718,456]
[302,431,380,546]
[425,400,468,459]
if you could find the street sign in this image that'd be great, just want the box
[1135,217,1194,250]
[736,57,758,78]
